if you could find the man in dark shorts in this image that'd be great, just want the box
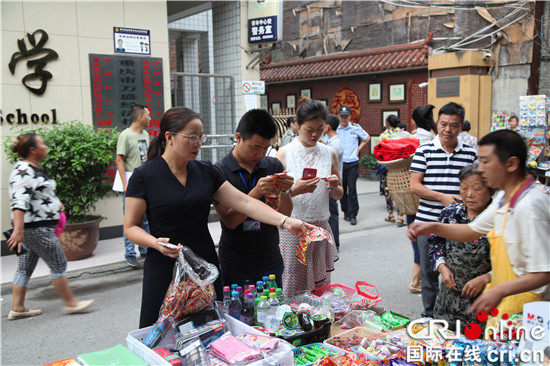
[213,109,294,288]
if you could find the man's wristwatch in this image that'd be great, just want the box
[281,188,293,195]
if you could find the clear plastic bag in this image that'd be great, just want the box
[160,246,219,321]
[350,281,381,310]
[333,310,377,329]
[179,246,219,287]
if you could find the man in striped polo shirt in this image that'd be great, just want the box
[409,102,477,318]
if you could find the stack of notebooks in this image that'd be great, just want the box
[45,344,147,366]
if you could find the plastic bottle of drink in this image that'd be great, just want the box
[240,293,254,326]
[256,281,264,298]
[222,286,231,312]
[276,288,285,305]
[254,296,261,325]
[256,296,270,326]
[268,274,277,289]
[262,276,269,290]
[236,286,244,303]
[228,291,242,320]
[267,292,280,317]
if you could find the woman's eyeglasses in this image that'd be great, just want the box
[171,132,208,144]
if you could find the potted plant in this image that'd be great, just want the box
[359,154,379,180]
[4,121,119,260]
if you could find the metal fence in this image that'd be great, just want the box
[170,72,236,163]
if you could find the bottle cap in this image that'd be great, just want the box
[263,289,269,295]
[256,281,263,286]
[269,274,276,280]
[260,295,267,301]
[276,288,282,294]
[269,293,277,298]
[236,286,243,292]
[262,276,269,281]
[246,293,253,299]
[270,287,276,292]
[244,289,250,295]
[223,286,230,292]
[231,284,238,289]
[232,291,239,296]
[249,285,255,291]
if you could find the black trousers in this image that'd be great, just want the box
[328,196,340,249]
[341,161,359,219]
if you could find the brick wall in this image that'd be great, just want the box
[266,69,428,137]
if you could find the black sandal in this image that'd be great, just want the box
[396,216,406,227]
[384,214,395,223]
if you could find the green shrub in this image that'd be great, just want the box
[359,154,378,170]
[4,121,119,222]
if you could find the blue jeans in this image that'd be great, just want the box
[122,193,149,259]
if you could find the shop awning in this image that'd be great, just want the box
[260,37,431,84]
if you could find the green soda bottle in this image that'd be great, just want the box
[268,274,277,289]
[276,288,285,304]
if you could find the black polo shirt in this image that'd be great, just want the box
[214,151,285,272]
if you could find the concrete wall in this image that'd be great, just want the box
[1,1,171,232]
[538,1,550,96]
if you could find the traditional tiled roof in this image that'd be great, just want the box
[261,36,431,83]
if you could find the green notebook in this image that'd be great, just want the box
[77,344,148,366]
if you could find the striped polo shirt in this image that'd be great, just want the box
[410,135,477,222]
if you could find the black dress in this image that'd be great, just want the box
[126,158,225,327]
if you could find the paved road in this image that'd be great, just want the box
[1,182,423,365]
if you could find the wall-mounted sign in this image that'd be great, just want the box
[436,77,460,97]
[331,87,362,123]
[88,54,164,136]
[248,16,277,44]
[113,27,151,55]
[8,29,59,95]
[247,0,282,44]
[242,80,265,94]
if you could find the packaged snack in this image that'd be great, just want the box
[154,347,182,366]
[236,332,279,351]
[297,227,335,265]
[209,332,262,364]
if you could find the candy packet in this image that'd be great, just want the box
[297,227,335,265]
[209,332,262,364]
[236,333,279,351]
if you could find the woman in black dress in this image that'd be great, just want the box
[125,107,315,327]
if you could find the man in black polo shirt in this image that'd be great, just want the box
[214,109,294,288]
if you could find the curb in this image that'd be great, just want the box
[1,260,139,293]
